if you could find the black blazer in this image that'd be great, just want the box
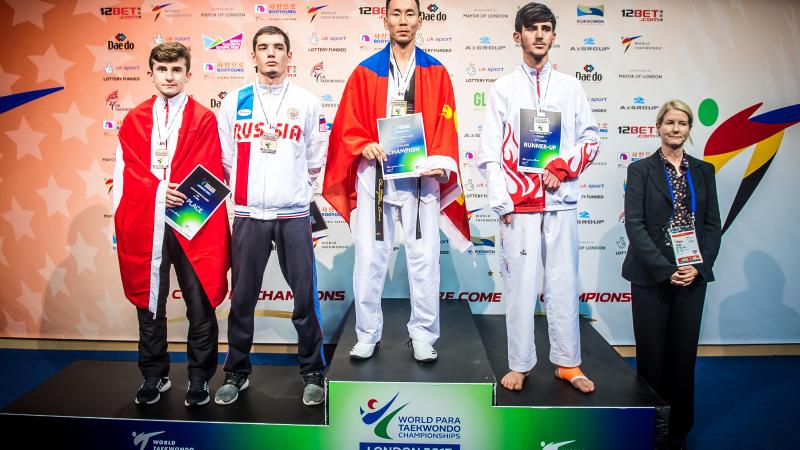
[622,151,722,286]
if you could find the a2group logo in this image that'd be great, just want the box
[360,392,408,439]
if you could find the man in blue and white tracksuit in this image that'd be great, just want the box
[215,26,329,406]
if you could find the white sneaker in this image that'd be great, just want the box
[411,339,437,362]
[349,342,378,360]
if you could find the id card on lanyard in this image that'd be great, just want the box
[255,82,288,154]
[664,166,703,266]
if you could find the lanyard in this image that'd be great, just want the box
[154,94,187,146]
[390,49,415,97]
[663,164,696,224]
[254,81,289,130]
[522,64,552,114]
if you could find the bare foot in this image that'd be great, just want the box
[571,377,595,393]
[500,370,529,391]
[555,367,595,394]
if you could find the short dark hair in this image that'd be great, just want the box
[515,2,556,33]
[385,0,420,14]
[252,26,290,53]
[149,42,191,72]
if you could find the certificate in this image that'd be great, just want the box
[309,201,328,240]
[377,112,428,180]
[165,165,231,240]
[518,108,562,173]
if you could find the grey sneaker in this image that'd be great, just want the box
[302,371,324,406]
[214,372,249,405]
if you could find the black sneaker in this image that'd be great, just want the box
[184,377,210,407]
[214,372,249,405]
[135,376,171,405]
[302,370,324,406]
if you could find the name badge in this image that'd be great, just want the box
[390,99,407,117]
[533,116,551,134]
[261,132,278,154]
[668,225,704,266]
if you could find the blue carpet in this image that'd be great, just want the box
[690,356,800,449]
[625,355,799,449]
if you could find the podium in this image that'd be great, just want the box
[1,299,666,449]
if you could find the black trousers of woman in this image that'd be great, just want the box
[631,282,707,449]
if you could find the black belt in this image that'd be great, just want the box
[375,162,384,241]
[373,169,422,241]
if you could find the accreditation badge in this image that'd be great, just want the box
[668,225,704,266]
[260,132,278,154]
[390,99,408,117]
[154,139,168,157]
[518,108,561,173]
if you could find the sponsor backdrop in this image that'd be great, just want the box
[0,0,798,345]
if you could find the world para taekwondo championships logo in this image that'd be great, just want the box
[358,392,463,446]
[360,392,408,439]
[699,99,800,233]
[203,33,243,50]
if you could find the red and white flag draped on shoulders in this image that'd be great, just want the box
[114,96,230,313]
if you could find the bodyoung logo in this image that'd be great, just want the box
[360,392,408,439]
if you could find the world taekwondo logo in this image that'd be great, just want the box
[132,431,164,450]
[541,439,577,450]
[360,392,408,439]
[307,4,327,23]
[699,99,800,233]
[621,35,642,53]
[151,3,171,21]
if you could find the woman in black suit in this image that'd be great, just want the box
[622,100,722,450]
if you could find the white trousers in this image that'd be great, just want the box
[499,209,581,372]
[352,181,441,345]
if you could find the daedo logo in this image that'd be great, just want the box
[575,64,603,82]
[108,33,135,51]
[360,392,408,439]
[421,3,447,22]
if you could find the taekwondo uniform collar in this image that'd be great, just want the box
[155,90,187,110]
[521,60,553,78]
